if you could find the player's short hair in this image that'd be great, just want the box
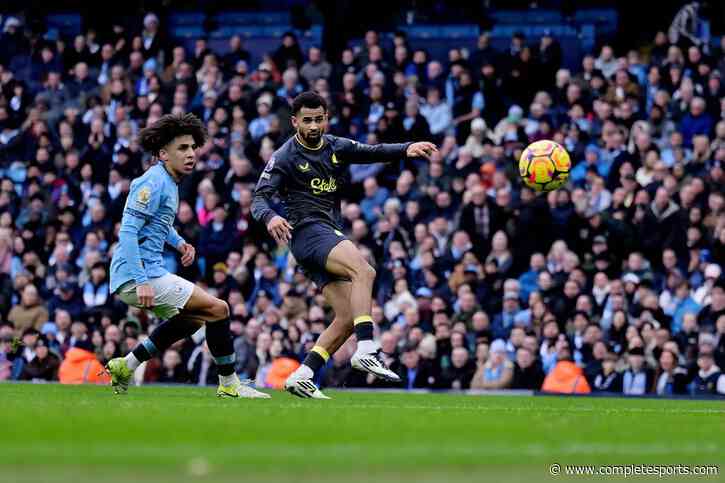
[137,113,208,156]
[291,91,327,115]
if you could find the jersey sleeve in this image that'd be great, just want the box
[252,154,287,225]
[332,136,412,165]
[116,177,164,285]
[126,177,162,220]
[166,226,185,250]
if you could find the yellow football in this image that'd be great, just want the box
[518,140,571,192]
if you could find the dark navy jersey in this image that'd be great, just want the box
[252,134,410,229]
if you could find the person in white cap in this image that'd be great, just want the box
[693,264,722,306]
[142,13,161,57]
[3,16,21,33]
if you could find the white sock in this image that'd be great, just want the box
[357,339,378,354]
[219,373,238,386]
[124,353,141,371]
[298,364,314,378]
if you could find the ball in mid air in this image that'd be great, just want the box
[518,140,571,192]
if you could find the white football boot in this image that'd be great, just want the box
[217,374,271,399]
[284,365,330,399]
[351,343,401,382]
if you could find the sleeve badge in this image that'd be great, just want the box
[136,186,151,206]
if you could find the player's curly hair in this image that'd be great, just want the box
[137,113,208,157]
[291,91,328,115]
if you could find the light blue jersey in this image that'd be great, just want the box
[109,163,185,293]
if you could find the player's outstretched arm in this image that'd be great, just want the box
[335,137,438,164]
[405,141,438,160]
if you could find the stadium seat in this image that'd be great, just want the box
[45,13,82,36]
[573,9,618,35]
[208,25,290,39]
[579,24,596,52]
[400,24,479,40]
[438,25,480,39]
[167,12,206,27]
[490,25,577,39]
[170,26,206,39]
[489,10,563,25]
[573,8,618,25]
[214,11,291,26]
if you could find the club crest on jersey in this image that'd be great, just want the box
[311,177,337,195]
[136,186,151,206]
[297,162,311,172]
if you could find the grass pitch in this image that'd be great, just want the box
[1,384,724,483]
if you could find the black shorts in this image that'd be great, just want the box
[290,221,350,289]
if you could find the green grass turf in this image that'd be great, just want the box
[1,384,724,483]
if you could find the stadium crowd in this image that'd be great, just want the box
[1,12,725,396]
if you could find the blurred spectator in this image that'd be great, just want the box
[300,46,331,86]
[58,341,110,384]
[437,346,475,389]
[8,284,48,335]
[591,351,623,393]
[471,339,513,389]
[158,349,189,384]
[20,336,60,381]
[541,344,591,394]
[653,349,689,395]
[622,346,654,395]
[690,350,724,395]
[511,347,544,389]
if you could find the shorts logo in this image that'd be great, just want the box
[334,229,343,237]
[310,177,337,195]
[297,162,311,172]
[136,186,151,206]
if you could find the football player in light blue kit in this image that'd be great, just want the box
[107,113,268,398]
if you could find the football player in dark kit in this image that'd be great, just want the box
[252,91,437,398]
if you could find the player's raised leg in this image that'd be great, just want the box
[286,281,354,398]
[183,286,270,398]
[325,240,400,382]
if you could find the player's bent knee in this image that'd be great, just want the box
[208,299,230,321]
[359,262,376,282]
[366,263,376,280]
[350,259,376,283]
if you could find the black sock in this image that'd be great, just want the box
[131,341,153,363]
[303,351,326,373]
[206,318,235,376]
[132,314,202,362]
[354,315,374,341]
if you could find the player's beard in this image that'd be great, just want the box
[300,129,321,147]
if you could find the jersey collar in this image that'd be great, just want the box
[159,161,181,184]
[294,133,325,151]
